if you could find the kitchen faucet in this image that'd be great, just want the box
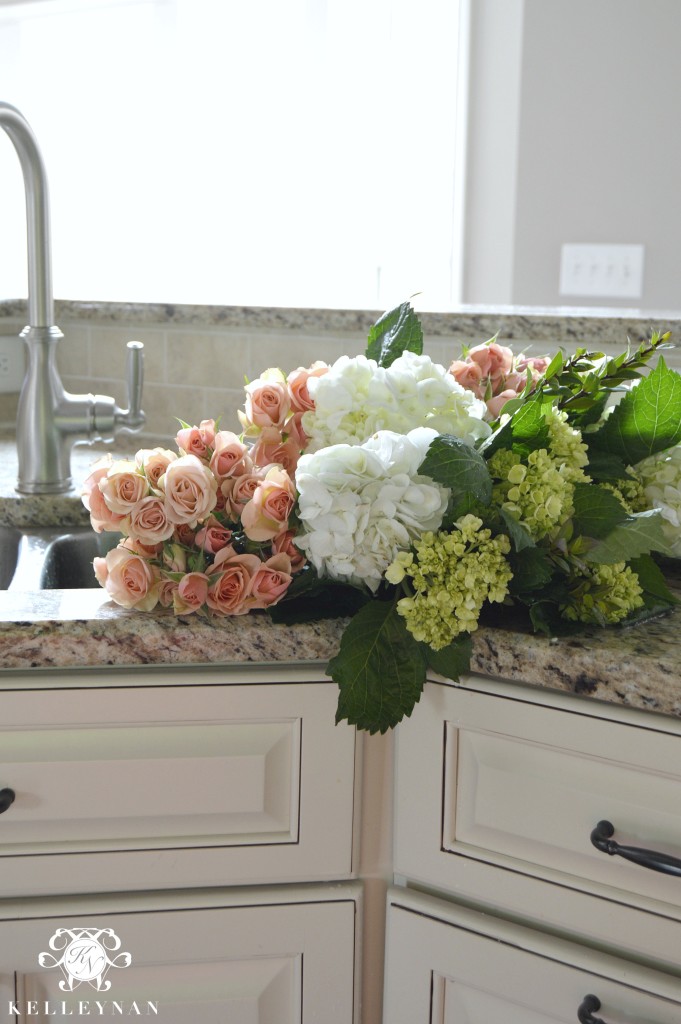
[0,101,145,494]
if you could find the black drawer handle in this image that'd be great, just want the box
[590,820,681,877]
[578,994,605,1024]
[0,788,15,814]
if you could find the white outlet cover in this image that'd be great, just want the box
[0,333,26,393]
[559,243,645,299]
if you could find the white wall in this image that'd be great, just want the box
[464,0,681,311]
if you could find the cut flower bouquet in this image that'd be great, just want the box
[84,303,681,733]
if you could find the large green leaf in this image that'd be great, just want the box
[423,634,472,681]
[571,482,632,539]
[329,601,428,733]
[508,547,554,594]
[365,301,423,368]
[420,435,492,517]
[590,358,681,464]
[584,509,675,564]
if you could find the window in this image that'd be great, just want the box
[0,0,465,309]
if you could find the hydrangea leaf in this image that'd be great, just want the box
[508,547,554,594]
[423,634,472,681]
[499,509,535,552]
[480,393,551,460]
[584,509,675,564]
[572,482,632,539]
[330,601,427,734]
[629,553,679,608]
[585,449,628,482]
[590,358,681,464]
[420,435,492,513]
[365,301,424,368]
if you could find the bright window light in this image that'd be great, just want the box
[0,0,464,309]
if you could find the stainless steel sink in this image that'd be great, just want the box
[6,527,121,591]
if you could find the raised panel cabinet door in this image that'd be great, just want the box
[383,888,681,1024]
[0,676,357,897]
[394,679,681,948]
[0,886,359,1024]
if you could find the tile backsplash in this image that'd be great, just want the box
[1,301,678,442]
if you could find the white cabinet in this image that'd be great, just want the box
[0,666,363,1023]
[384,888,681,1024]
[387,673,681,1021]
[0,884,360,1024]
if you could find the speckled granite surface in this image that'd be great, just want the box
[2,298,681,345]
[0,587,678,720]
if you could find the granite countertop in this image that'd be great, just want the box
[0,430,679,721]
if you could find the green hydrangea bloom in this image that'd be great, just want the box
[386,514,512,650]
[599,470,650,515]
[561,561,644,625]
[545,408,590,484]
[489,447,576,540]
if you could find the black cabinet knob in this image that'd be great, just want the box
[0,787,15,814]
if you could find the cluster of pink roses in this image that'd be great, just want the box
[237,362,329,471]
[82,418,305,616]
[448,341,550,418]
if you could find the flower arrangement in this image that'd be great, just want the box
[84,302,681,734]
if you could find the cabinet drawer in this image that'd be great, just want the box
[0,883,359,1024]
[395,678,681,942]
[384,887,681,1023]
[0,674,356,897]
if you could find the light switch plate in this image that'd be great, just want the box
[559,243,645,299]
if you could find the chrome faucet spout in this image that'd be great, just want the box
[0,101,145,494]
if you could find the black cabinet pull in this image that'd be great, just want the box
[577,994,605,1023]
[0,788,15,814]
[590,820,681,877]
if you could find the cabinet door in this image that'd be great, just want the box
[0,886,358,1024]
[0,676,356,897]
[394,678,681,965]
[384,888,681,1024]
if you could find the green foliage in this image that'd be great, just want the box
[423,634,472,681]
[507,547,554,595]
[269,565,370,624]
[584,509,675,564]
[330,600,428,734]
[571,482,632,539]
[589,358,681,464]
[365,301,424,368]
[480,393,551,460]
[420,435,492,526]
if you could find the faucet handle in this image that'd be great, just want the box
[114,340,145,433]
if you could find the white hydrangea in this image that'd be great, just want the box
[636,444,681,555]
[295,428,450,592]
[302,351,490,452]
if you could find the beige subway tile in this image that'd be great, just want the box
[142,382,210,438]
[89,325,166,384]
[0,392,19,428]
[166,330,251,390]
[202,388,245,433]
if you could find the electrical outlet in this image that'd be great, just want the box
[0,333,26,393]
[559,243,645,300]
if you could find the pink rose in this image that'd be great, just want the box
[84,474,129,534]
[271,528,306,572]
[195,517,233,554]
[209,432,250,482]
[97,545,160,611]
[241,465,297,542]
[468,342,514,381]
[222,470,265,520]
[157,577,179,608]
[99,459,149,516]
[206,549,262,615]
[129,496,175,545]
[241,371,291,431]
[173,571,210,614]
[175,419,216,460]
[285,411,309,451]
[448,359,485,399]
[251,427,301,474]
[173,523,198,548]
[516,354,550,375]
[159,454,218,527]
[486,389,521,419]
[248,553,293,609]
[136,447,177,490]
[287,362,329,413]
